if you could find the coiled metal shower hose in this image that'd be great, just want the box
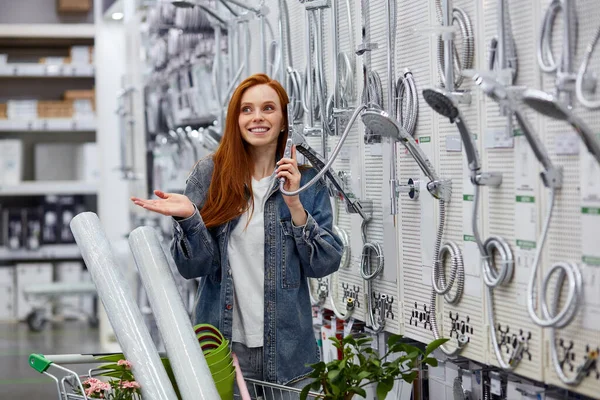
[576,23,600,109]
[435,0,474,89]
[429,200,465,356]
[537,0,578,74]
[472,182,517,370]
[527,189,585,385]
[395,69,418,136]
[359,218,385,332]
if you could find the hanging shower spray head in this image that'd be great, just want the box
[361,109,441,183]
[361,109,401,140]
[523,89,600,166]
[423,88,480,172]
[171,0,196,8]
[422,88,460,122]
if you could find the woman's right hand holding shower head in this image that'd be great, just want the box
[131,190,196,219]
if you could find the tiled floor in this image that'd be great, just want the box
[0,321,102,398]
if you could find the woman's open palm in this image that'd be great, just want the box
[131,190,195,219]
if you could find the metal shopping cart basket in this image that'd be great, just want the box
[28,353,324,400]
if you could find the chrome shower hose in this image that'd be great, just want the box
[429,200,465,356]
[576,23,600,109]
[526,189,585,385]
[472,183,518,370]
[537,0,578,74]
[435,0,474,89]
[395,69,418,136]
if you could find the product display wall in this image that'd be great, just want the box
[140,0,600,397]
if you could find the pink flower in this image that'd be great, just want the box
[117,359,133,370]
[120,380,141,390]
[83,377,102,387]
[84,380,111,397]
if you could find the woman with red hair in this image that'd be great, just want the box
[132,74,343,387]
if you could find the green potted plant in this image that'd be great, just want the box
[300,335,448,400]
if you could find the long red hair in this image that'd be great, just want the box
[200,74,289,229]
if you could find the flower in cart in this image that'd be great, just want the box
[120,380,140,390]
[117,359,133,370]
[84,380,111,398]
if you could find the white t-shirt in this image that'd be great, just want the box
[228,175,273,347]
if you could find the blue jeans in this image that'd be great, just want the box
[232,342,314,400]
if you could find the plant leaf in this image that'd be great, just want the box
[356,371,371,381]
[423,357,438,367]
[386,334,403,347]
[425,338,449,355]
[377,379,394,400]
[348,386,367,398]
[300,384,311,400]
[328,369,341,382]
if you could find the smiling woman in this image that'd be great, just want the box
[131,73,343,388]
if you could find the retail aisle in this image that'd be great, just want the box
[0,321,101,398]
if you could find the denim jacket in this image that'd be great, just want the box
[170,157,343,384]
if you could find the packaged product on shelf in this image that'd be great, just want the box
[39,57,69,65]
[6,100,37,120]
[2,208,25,250]
[57,196,85,244]
[24,207,43,251]
[41,196,60,245]
[0,103,7,119]
[0,139,23,185]
[69,46,93,65]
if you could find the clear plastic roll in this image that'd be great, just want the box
[128,226,219,400]
[69,212,178,400]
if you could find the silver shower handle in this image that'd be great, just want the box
[455,118,480,172]
[398,131,440,183]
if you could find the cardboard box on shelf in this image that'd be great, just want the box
[37,101,74,119]
[63,89,95,100]
[57,0,91,13]
[0,104,6,119]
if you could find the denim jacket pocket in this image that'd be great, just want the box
[280,219,301,289]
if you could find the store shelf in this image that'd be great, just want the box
[0,244,81,261]
[0,118,96,132]
[0,24,95,40]
[0,181,98,196]
[0,63,94,78]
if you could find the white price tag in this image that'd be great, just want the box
[490,376,502,396]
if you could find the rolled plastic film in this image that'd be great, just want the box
[70,212,178,400]
[128,226,219,400]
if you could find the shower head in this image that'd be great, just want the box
[361,109,440,182]
[361,109,400,140]
[522,89,570,119]
[422,88,460,122]
[523,89,600,165]
[171,0,196,8]
[423,88,480,171]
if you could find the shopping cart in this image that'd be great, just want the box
[28,353,324,400]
